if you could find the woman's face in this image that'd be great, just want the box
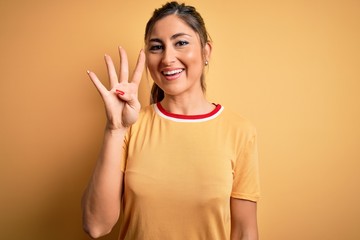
[145,14,210,98]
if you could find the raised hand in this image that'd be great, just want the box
[87,47,145,130]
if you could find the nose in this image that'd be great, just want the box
[161,46,176,66]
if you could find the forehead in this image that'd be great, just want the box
[149,14,196,38]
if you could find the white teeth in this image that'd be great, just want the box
[163,69,183,76]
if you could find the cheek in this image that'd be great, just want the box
[146,57,158,73]
[182,47,203,66]
[147,65,159,81]
[146,57,161,82]
[184,51,204,73]
[184,51,198,62]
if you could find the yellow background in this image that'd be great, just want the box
[1,0,359,239]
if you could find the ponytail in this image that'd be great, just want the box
[150,84,165,104]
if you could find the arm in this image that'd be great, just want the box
[230,197,259,240]
[81,47,145,238]
[81,128,126,238]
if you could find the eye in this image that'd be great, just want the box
[176,40,189,47]
[149,45,163,52]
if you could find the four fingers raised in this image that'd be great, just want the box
[87,47,146,94]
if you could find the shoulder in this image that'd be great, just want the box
[139,104,154,115]
[136,104,156,121]
[219,106,257,137]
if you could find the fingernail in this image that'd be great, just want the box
[86,70,90,74]
[116,90,125,95]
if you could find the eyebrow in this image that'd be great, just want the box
[149,33,192,43]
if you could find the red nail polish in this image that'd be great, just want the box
[116,90,125,95]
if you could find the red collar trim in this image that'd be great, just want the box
[155,102,223,122]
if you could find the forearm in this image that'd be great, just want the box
[81,127,127,238]
[231,228,258,240]
[230,198,259,240]
[230,232,258,240]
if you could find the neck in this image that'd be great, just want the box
[160,93,214,115]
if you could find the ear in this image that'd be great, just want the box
[204,41,212,63]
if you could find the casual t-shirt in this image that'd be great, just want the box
[118,103,260,240]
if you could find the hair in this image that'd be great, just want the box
[144,1,211,104]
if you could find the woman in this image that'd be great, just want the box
[82,2,260,239]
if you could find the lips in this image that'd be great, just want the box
[162,69,183,75]
[161,68,184,80]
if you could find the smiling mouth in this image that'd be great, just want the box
[162,69,184,76]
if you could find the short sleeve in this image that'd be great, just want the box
[231,132,260,202]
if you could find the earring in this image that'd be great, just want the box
[205,60,208,66]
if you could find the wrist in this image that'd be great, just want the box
[105,124,128,136]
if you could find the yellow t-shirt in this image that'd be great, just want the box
[119,103,260,240]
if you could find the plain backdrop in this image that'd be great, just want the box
[0,0,359,239]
